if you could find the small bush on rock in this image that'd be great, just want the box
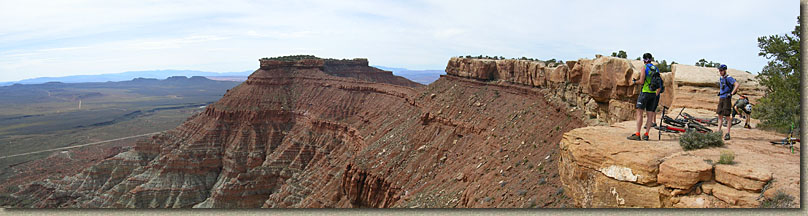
[759,190,795,208]
[679,130,724,150]
[718,150,735,165]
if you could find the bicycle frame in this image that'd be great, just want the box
[770,123,800,153]
[658,106,713,137]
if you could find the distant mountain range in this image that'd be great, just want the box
[0,66,445,86]
[0,70,253,86]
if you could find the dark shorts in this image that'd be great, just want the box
[717,97,732,116]
[635,92,658,112]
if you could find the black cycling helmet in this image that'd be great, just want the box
[718,64,728,71]
[642,53,653,62]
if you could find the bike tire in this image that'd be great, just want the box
[688,121,713,133]
[681,113,694,120]
[654,126,681,133]
[708,118,742,126]
[663,116,686,128]
[707,118,719,126]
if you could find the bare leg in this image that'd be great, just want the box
[645,111,656,135]
[745,113,751,127]
[741,113,752,128]
[726,115,732,134]
[635,108,643,135]
[717,114,724,134]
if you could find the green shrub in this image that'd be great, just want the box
[751,16,801,134]
[718,150,735,165]
[260,55,319,61]
[759,190,795,208]
[679,130,724,151]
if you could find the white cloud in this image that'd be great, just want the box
[433,28,465,39]
[0,0,799,81]
[125,35,229,50]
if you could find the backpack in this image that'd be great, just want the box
[718,75,736,96]
[648,65,664,93]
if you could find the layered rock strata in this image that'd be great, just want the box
[260,58,421,88]
[445,56,676,125]
[670,64,764,110]
[558,121,798,208]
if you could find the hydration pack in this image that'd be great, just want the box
[648,65,664,93]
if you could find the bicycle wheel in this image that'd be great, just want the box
[707,118,719,126]
[709,117,741,127]
[654,125,681,133]
[770,139,797,145]
[663,116,686,128]
[688,121,713,133]
[681,113,694,120]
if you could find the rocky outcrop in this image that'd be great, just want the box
[339,163,400,208]
[258,58,421,88]
[559,121,799,208]
[657,155,712,190]
[671,64,764,110]
[714,164,772,193]
[445,56,676,125]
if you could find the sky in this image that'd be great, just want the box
[0,0,799,82]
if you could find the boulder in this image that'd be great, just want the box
[670,64,764,110]
[558,122,681,185]
[672,194,712,208]
[546,64,569,83]
[559,150,663,208]
[714,164,772,192]
[584,98,598,118]
[607,99,635,123]
[657,155,713,189]
[658,71,676,108]
[581,57,635,103]
[445,57,497,80]
[709,182,760,207]
[672,64,758,89]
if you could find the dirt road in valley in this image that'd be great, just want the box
[0,131,163,160]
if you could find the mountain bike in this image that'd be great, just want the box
[681,112,741,127]
[770,123,800,154]
[707,117,742,127]
[655,106,713,139]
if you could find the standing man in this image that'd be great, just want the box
[627,53,660,141]
[716,64,739,140]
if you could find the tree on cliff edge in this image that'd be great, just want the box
[752,16,801,133]
[611,50,627,58]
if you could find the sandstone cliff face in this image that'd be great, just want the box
[558,121,799,208]
[445,56,676,125]
[9,57,582,208]
[671,64,764,110]
[260,58,422,88]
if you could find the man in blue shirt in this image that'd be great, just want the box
[716,64,739,140]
